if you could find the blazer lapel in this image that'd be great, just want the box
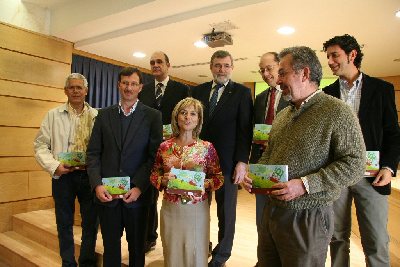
[123,103,145,148]
[109,105,122,151]
[358,74,375,118]
[209,80,233,119]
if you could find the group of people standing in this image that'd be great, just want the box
[34,33,400,267]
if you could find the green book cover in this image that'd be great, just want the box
[102,176,130,199]
[253,124,272,143]
[365,151,379,177]
[58,152,86,167]
[163,124,172,139]
[248,164,288,194]
[166,167,205,196]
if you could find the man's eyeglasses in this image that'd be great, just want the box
[258,65,277,74]
[120,81,141,87]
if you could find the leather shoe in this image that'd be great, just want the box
[208,259,226,267]
[144,240,156,253]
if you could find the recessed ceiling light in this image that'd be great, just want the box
[277,26,295,35]
[396,10,400,18]
[132,51,146,58]
[194,40,208,48]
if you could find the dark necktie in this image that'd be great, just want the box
[265,87,276,124]
[209,83,223,116]
[155,83,163,109]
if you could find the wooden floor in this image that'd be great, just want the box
[145,189,367,266]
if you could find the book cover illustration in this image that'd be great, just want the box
[248,164,288,194]
[166,167,205,196]
[102,176,130,199]
[253,124,272,144]
[365,151,379,177]
[163,124,172,139]
[58,151,86,167]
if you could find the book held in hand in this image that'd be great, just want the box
[58,152,86,167]
[102,176,130,199]
[166,167,205,197]
[248,164,288,194]
[253,124,272,144]
[365,151,379,177]
[163,124,172,140]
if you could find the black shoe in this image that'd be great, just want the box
[208,241,212,258]
[208,259,225,267]
[144,240,156,253]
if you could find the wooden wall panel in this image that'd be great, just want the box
[0,49,70,88]
[0,96,61,127]
[28,171,51,199]
[0,172,28,203]
[0,197,53,232]
[0,80,66,102]
[0,22,72,64]
[0,157,42,173]
[0,127,38,157]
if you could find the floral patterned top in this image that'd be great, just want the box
[150,138,223,204]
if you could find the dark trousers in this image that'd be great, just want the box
[211,176,238,263]
[97,201,149,267]
[52,171,99,267]
[146,188,159,242]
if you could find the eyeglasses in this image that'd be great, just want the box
[212,63,232,69]
[258,65,277,74]
[66,86,85,91]
[120,81,141,87]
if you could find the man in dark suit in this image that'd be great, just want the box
[192,50,253,267]
[323,34,400,267]
[250,52,289,267]
[87,67,163,267]
[139,51,190,252]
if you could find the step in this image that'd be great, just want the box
[0,231,61,267]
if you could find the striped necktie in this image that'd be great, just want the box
[155,83,163,109]
[209,83,223,116]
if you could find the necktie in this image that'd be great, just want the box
[155,83,163,109]
[209,83,223,116]
[265,87,276,124]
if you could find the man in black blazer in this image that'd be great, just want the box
[250,52,289,267]
[87,67,163,267]
[139,51,190,252]
[323,34,400,267]
[192,50,253,267]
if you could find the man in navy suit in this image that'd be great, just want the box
[87,67,163,267]
[192,50,253,267]
[323,34,400,267]
[139,51,190,252]
[250,52,289,267]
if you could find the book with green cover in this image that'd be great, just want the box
[163,124,172,139]
[166,167,205,196]
[365,151,379,177]
[253,124,272,144]
[248,164,288,194]
[58,152,86,167]
[102,176,130,199]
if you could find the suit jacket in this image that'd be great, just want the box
[250,88,289,163]
[86,102,163,206]
[139,79,190,125]
[191,80,253,177]
[324,74,400,195]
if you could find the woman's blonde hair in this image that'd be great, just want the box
[171,97,204,139]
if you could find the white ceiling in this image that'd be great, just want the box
[23,0,400,84]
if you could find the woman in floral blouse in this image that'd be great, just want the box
[150,97,223,267]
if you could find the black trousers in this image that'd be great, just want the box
[52,171,99,267]
[146,188,159,242]
[97,201,149,267]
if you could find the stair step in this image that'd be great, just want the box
[0,231,61,266]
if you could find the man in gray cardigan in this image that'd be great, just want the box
[244,46,366,267]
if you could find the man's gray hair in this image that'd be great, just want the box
[65,73,88,88]
[279,46,322,86]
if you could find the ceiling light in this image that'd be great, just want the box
[194,40,208,48]
[396,10,400,18]
[132,51,146,58]
[277,26,295,35]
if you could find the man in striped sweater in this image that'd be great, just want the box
[244,46,366,267]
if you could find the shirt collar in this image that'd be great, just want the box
[66,102,89,116]
[118,99,139,116]
[298,90,321,109]
[154,76,169,88]
[339,72,363,90]
[212,80,229,89]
